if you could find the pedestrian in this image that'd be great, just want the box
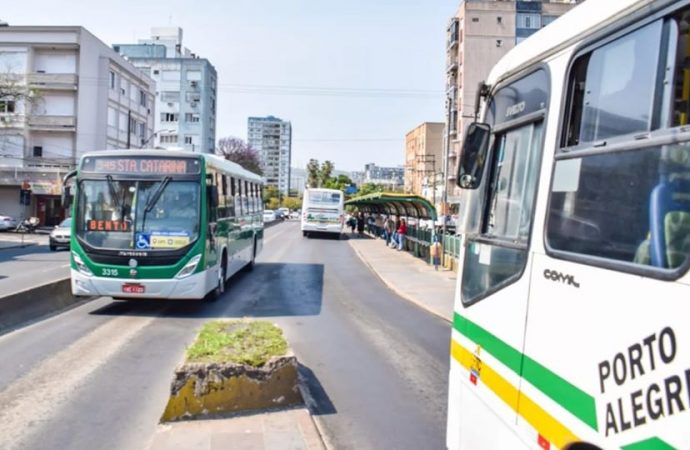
[367,214,375,235]
[356,212,365,237]
[430,234,442,271]
[397,218,407,251]
[383,215,393,244]
[348,215,356,234]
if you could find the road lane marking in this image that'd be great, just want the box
[0,313,157,448]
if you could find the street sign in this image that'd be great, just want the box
[19,189,31,206]
[345,185,357,195]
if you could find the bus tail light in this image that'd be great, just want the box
[176,255,201,279]
[72,252,93,276]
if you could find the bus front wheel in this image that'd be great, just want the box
[207,259,226,302]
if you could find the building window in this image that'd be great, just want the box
[517,13,541,29]
[542,15,557,27]
[139,89,147,107]
[32,146,42,157]
[109,71,116,90]
[160,134,178,144]
[160,91,180,103]
[185,113,200,123]
[472,17,479,22]
[161,113,179,122]
[0,100,16,113]
[185,136,193,144]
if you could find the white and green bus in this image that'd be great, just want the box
[64,150,263,301]
[448,0,690,449]
[301,188,344,237]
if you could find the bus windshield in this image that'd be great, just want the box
[307,191,342,205]
[75,178,200,251]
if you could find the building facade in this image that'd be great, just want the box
[362,163,404,191]
[290,167,306,196]
[114,27,217,153]
[248,116,292,195]
[443,0,579,212]
[404,122,445,203]
[0,26,155,225]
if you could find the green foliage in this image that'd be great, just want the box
[282,197,302,210]
[217,137,263,175]
[357,182,385,197]
[186,320,288,366]
[320,160,334,185]
[267,198,280,210]
[307,159,320,188]
[323,174,354,191]
[263,185,280,202]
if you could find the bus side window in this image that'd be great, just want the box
[548,5,690,271]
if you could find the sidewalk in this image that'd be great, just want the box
[348,236,456,322]
[148,407,326,450]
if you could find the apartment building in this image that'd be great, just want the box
[443,0,579,213]
[405,122,445,203]
[114,27,217,153]
[362,163,404,191]
[248,116,292,195]
[0,26,155,225]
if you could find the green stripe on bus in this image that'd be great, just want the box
[453,313,598,431]
[621,437,675,450]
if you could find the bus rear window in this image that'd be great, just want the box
[309,192,341,205]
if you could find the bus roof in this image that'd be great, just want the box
[486,0,662,86]
[79,149,263,183]
[305,188,343,194]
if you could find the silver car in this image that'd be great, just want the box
[49,218,72,251]
[0,215,18,231]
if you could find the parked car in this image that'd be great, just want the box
[0,215,18,231]
[263,210,278,222]
[289,211,300,220]
[49,218,72,251]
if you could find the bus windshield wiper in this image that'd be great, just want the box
[106,175,122,211]
[141,176,171,232]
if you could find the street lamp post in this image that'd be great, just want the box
[140,129,176,149]
[442,95,452,237]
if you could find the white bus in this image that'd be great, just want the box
[447,1,690,449]
[301,188,344,237]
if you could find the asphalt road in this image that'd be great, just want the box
[0,235,70,297]
[0,221,450,450]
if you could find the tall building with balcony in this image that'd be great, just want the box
[0,26,155,225]
[405,122,444,203]
[247,116,292,195]
[114,27,217,153]
[443,0,579,214]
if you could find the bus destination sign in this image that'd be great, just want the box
[82,157,199,175]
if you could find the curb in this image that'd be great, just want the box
[348,241,452,324]
[0,277,92,336]
[0,242,39,251]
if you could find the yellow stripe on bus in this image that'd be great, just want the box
[451,339,580,449]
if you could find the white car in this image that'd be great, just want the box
[0,215,18,231]
[263,210,278,222]
[289,211,300,220]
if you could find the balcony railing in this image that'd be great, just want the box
[28,115,76,130]
[446,55,458,73]
[27,73,78,90]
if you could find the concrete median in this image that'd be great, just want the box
[0,277,90,335]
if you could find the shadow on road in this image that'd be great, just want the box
[299,363,337,416]
[88,262,325,319]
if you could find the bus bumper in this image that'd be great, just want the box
[301,223,342,234]
[71,269,213,300]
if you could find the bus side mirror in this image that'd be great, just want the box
[457,122,491,189]
[62,186,72,210]
[207,185,219,208]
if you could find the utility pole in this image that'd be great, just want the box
[442,94,453,236]
[416,153,436,212]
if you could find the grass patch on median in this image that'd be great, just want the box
[186,320,288,367]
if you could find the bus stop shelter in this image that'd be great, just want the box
[345,192,437,220]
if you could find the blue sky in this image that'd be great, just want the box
[7,0,457,172]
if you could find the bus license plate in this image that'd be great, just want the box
[122,283,145,294]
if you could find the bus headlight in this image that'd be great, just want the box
[72,252,93,276]
[176,255,201,279]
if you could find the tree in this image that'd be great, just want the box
[267,198,280,210]
[306,159,320,188]
[217,137,263,175]
[323,174,354,192]
[357,182,385,197]
[282,197,302,211]
[320,160,334,185]
[1,71,42,162]
[263,185,280,204]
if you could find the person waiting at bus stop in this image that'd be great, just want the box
[396,218,407,251]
